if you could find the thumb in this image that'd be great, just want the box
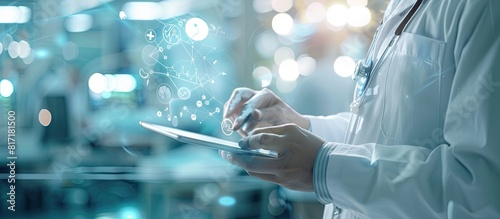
[238,133,284,152]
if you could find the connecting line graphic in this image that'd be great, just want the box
[140,16,233,129]
[147,69,224,89]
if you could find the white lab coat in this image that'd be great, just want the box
[307,0,500,218]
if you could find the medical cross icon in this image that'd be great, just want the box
[145,29,156,42]
[147,31,154,40]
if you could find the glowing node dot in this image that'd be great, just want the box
[157,111,162,117]
[196,101,203,107]
[202,95,206,100]
[191,114,197,121]
[205,101,210,106]
[215,108,220,113]
[183,106,188,110]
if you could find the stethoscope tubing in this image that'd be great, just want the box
[350,0,425,112]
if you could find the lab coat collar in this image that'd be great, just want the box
[383,0,419,23]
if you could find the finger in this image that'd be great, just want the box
[220,151,282,174]
[232,104,254,131]
[246,171,279,183]
[239,117,259,135]
[236,129,248,137]
[223,88,255,119]
[233,89,277,130]
[246,88,279,110]
[251,123,299,136]
[238,133,285,152]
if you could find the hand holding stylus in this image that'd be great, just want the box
[223,88,310,136]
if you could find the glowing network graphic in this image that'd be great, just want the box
[221,118,234,136]
[139,16,232,131]
[185,18,209,41]
[156,83,173,104]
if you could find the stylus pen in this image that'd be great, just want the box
[234,105,253,131]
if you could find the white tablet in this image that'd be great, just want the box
[139,121,278,158]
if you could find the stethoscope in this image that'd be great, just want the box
[350,0,424,113]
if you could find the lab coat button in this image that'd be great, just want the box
[350,102,360,113]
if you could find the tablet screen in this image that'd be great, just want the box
[139,121,278,158]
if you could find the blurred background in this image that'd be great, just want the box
[0,0,388,218]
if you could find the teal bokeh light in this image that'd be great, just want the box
[218,196,236,207]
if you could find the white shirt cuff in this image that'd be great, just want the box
[313,142,337,204]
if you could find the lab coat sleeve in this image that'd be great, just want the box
[305,112,351,143]
[313,2,500,218]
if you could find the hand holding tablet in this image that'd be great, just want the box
[139,121,278,158]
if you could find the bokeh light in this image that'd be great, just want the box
[123,2,163,20]
[0,79,14,97]
[274,47,295,65]
[65,14,93,33]
[252,66,273,87]
[347,6,371,27]
[22,49,35,65]
[305,2,326,23]
[89,73,136,94]
[35,49,50,59]
[327,4,348,27]
[253,0,273,13]
[89,73,106,94]
[61,41,79,61]
[18,40,31,59]
[255,31,280,58]
[119,206,141,219]
[2,34,13,50]
[104,74,117,92]
[114,75,137,92]
[271,0,294,13]
[38,109,52,127]
[218,196,237,206]
[18,6,31,23]
[279,59,300,82]
[297,55,316,76]
[0,6,31,23]
[334,56,356,78]
[8,41,20,58]
[272,13,294,35]
[347,0,368,7]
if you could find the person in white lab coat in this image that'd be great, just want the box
[221,0,500,218]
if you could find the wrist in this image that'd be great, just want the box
[298,116,311,130]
